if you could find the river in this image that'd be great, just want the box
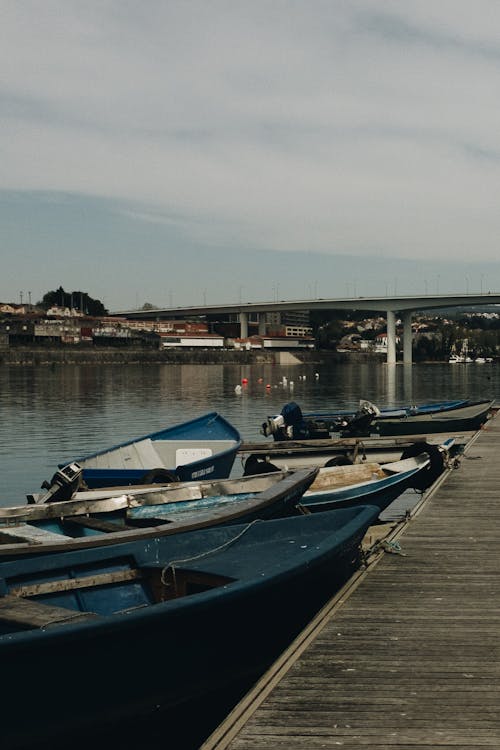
[0,360,498,506]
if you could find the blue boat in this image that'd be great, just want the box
[297,442,451,514]
[66,412,242,488]
[262,399,493,439]
[0,468,318,557]
[0,504,380,748]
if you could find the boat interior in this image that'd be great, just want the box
[311,463,388,490]
[81,439,237,470]
[0,554,235,634]
[0,472,292,548]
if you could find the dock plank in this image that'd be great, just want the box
[204,415,500,749]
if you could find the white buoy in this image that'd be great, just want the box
[235,384,242,394]
[282,376,287,387]
[315,372,319,379]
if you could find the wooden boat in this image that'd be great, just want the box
[261,399,493,439]
[297,447,446,514]
[371,399,493,436]
[0,468,318,557]
[60,411,242,489]
[244,440,452,515]
[240,432,470,470]
[0,504,380,748]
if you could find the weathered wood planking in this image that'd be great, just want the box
[0,594,98,628]
[204,418,500,749]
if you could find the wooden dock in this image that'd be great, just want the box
[204,415,500,749]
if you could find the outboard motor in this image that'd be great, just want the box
[339,400,381,437]
[27,462,83,504]
[261,402,309,441]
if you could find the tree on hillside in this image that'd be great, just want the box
[38,287,108,316]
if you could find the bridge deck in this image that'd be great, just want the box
[204,415,500,749]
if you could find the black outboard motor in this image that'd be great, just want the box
[27,462,83,504]
[339,400,381,437]
[261,402,309,441]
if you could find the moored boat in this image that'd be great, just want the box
[261,399,493,440]
[244,440,453,515]
[0,504,380,748]
[297,444,449,514]
[240,431,469,470]
[371,399,493,436]
[0,468,318,557]
[60,412,242,489]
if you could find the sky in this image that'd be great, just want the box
[2,1,500,311]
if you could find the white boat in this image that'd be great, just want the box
[449,339,472,363]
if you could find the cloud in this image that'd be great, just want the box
[1,0,500,272]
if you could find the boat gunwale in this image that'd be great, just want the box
[0,504,380,645]
[0,468,318,557]
[68,411,242,466]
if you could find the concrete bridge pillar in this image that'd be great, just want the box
[258,312,266,336]
[240,311,248,339]
[386,310,397,364]
[402,311,413,364]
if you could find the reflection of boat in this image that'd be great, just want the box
[0,468,318,557]
[0,504,380,748]
[261,399,493,439]
[65,412,242,489]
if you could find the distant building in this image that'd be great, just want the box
[160,332,224,348]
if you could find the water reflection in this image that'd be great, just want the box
[386,363,396,405]
[0,361,498,505]
[402,363,413,404]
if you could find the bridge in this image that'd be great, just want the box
[113,293,500,364]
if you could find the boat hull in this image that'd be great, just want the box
[263,400,493,440]
[0,469,318,557]
[301,462,427,513]
[0,506,379,747]
[371,400,493,436]
[70,412,242,488]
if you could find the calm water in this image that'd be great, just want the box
[1,359,499,749]
[0,360,498,506]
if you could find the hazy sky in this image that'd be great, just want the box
[2,1,500,310]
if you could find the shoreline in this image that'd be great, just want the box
[0,345,461,366]
[0,345,331,366]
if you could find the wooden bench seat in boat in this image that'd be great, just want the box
[0,594,98,629]
[0,524,74,545]
[61,516,137,533]
[311,463,387,491]
[9,568,143,599]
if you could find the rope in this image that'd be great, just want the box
[160,518,262,590]
[363,537,407,564]
[379,539,407,556]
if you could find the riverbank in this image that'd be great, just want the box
[0,345,342,366]
[0,345,471,366]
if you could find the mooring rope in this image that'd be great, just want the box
[160,518,262,589]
